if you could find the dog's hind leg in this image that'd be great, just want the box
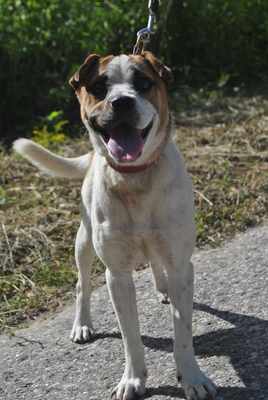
[70,221,94,343]
[150,262,169,304]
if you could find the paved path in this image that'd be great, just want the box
[1,226,268,400]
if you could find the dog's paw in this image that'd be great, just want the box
[70,322,93,343]
[182,373,217,400]
[111,375,146,400]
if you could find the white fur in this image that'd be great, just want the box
[108,83,136,103]
[14,57,217,400]
[13,138,91,179]
[80,141,216,400]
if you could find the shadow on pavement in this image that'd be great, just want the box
[142,302,268,399]
[81,302,267,399]
[145,385,184,398]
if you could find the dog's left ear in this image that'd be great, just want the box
[143,51,173,85]
[69,54,100,91]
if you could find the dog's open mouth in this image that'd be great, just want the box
[99,120,153,162]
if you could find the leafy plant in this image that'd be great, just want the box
[1,0,268,143]
[32,111,68,147]
[0,0,147,143]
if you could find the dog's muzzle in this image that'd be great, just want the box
[89,96,153,163]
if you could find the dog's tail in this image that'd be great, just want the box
[13,138,91,179]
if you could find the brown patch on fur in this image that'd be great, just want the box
[99,55,114,73]
[70,54,115,91]
[70,54,115,124]
[130,52,171,133]
[69,54,100,90]
[143,51,173,84]
[78,88,103,123]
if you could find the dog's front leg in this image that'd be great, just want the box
[70,221,94,343]
[106,269,147,400]
[166,259,217,400]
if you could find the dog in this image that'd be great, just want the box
[14,51,217,400]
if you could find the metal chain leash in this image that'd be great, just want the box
[133,0,159,55]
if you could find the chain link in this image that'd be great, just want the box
[133,0,159,55]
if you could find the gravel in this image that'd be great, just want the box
[0,225,268,400]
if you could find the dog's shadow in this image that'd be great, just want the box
[142,303,268,399]
[91,303,268,399]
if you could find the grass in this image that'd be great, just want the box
[174,87,268,245]
[0,138,105,332]
[0,88,268,333]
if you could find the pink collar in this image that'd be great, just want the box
[107,157,158,174]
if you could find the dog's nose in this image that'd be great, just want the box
[111,96,135,111]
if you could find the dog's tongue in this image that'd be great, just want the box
[107,125,143,161]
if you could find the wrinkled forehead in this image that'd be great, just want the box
[104,55,152,83]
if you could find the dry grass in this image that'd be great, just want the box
[0,139,105,332]
[175,88,268,245]
[0,89,268,332]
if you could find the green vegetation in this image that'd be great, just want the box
[1,0,268,141]
[32,111,69,148]
[161,0,268,83]
[0,0,148,142]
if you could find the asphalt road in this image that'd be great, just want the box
[1,225,268,400]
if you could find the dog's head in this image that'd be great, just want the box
[70,52,172,166]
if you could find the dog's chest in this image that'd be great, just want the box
[88,182,154,266]
[93,184,156,236]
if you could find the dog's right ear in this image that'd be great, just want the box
[69,54,100,91]
[142,51,173,86]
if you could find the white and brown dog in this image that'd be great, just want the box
[14,52,217,400]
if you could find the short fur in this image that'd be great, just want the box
[14,52,216,400]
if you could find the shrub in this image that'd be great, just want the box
[0,0,147,142]
[162,0,268,84]
[1,0,268,142]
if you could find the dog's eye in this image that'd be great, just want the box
[134,76,154,93]
[90,77,107,100]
